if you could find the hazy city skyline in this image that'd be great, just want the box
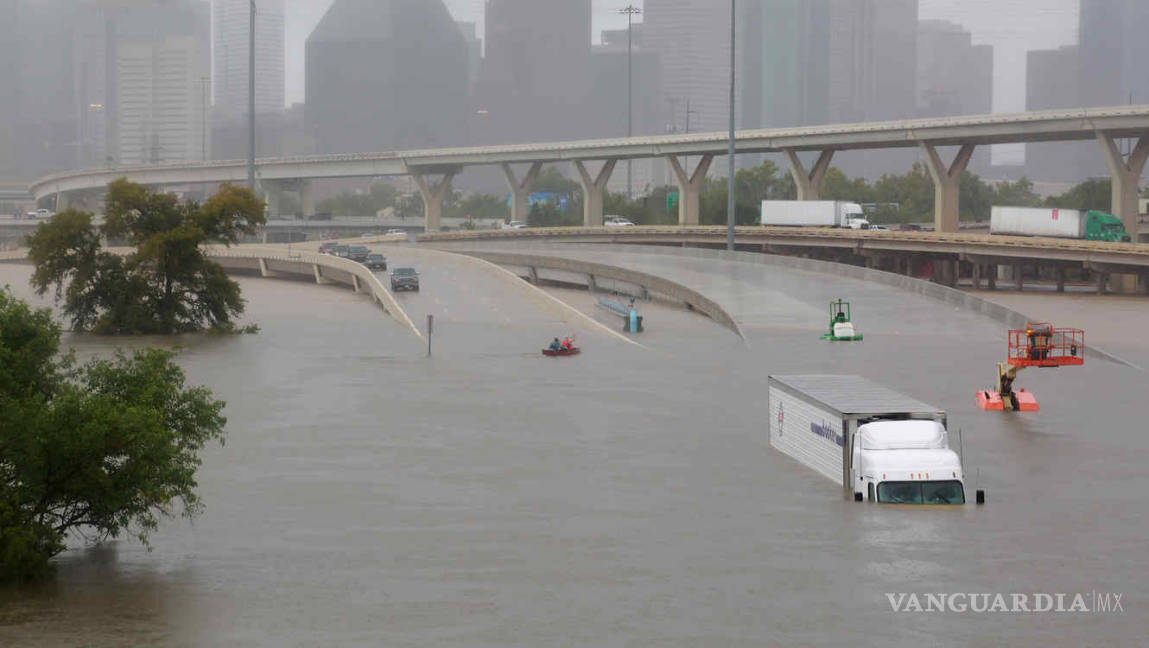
[284,0,1078,115]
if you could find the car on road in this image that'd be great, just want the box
[347,245,370,263]
[501,221,527,229]
[604,216,635,227]
[384,229,406,236]
[390,267,419,292]
[319,242,339,254]
[332,245,351,258]
[869,224,890,231]
[35,208,51,218]
[362,253,387,270]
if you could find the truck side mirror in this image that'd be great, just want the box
[976,489,985,505]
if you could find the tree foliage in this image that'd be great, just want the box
[1043,178,1110,211]
[26,180,265,334]
[315,182,401,217]
[0,290,227,582]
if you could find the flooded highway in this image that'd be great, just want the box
[0,247,1145,646]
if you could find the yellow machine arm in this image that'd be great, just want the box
[996,362,1027,411]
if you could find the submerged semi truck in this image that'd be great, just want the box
[768,375,983,505]
[990,206,1131,242]
[760,200,870,229]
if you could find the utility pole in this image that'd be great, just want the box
[201,76,209,161]
[620,5,641,201]
[248,0,257,191]
[726,0,736,251]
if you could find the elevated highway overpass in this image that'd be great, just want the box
[28,105,1149,236]
[420,226,1149,295]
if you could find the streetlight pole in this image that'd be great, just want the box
[620,5,640,201]
[248,0,257,191]
[201,76,209,161]
[726,0,736,251]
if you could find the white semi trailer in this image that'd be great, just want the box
[768,374,983,504]
[759,200,869,229]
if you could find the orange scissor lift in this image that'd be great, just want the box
[976,323,1084,412]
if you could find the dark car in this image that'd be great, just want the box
[363,253,387,270]
[347,245,370,263]
[333,245,351,258]
[390,267,419,292]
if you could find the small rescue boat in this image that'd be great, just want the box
[542,347,580,357]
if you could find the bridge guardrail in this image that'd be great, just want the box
[418,225,1149,269]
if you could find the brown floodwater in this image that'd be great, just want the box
[0,249,1145,647]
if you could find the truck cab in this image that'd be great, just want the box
[1083,210,1131,242]
[851,420,965,504]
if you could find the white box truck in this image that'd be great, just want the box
[990,206,1131,242]
[768,375,982,504]
[759,200,869,229]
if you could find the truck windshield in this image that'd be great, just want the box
[877,481,965,504]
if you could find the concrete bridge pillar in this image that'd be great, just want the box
[783,149,834,201]
[412,171,456,232]
[501,162,543,224]
[263,182,283,219]
[574,160,617,227]
[667,154,714,226]
[300,180,315,220]
[920,143,975,234]
[1097,131,1149,238]
[55,191,70,212]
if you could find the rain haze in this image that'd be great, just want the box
[2,1,1148,646]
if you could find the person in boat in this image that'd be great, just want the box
[549,338,563,352]
[561,337,573,350]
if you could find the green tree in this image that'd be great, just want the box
[315,182,401,217]
[1045,178,1111,211]
[958,171,994,221]
[26,179,265,334]
[991,177,1043,207]
[872,163,935,223]
[447,193,509,222]
[820,167,873,203]
[526,200,577,227]
[0,290,227,582]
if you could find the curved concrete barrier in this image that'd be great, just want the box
[204,246,422,339]
[443,242,1138,368]
[422,245,746,341]
[389,246,643,347]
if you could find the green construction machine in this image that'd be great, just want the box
[821,299,863,341]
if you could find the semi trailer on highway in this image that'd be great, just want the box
[769,375,982,505]
[759,200,870,229]
[990,206,1131,242]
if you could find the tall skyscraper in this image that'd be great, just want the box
[742,0,829,129]
[644,0,743,135]
[826,0,918,125]
[472,0,592,143]
[0,0,81,179]
[1025,45,1086,182]
[115,1,211,164]
[214,0,286,119]
[916,20,992,118]
[307,0,468,153]
[1022,0,1149,182]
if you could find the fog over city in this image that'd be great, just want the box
[2,2,1149,646]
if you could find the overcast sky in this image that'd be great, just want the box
[284,0,1079,124]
